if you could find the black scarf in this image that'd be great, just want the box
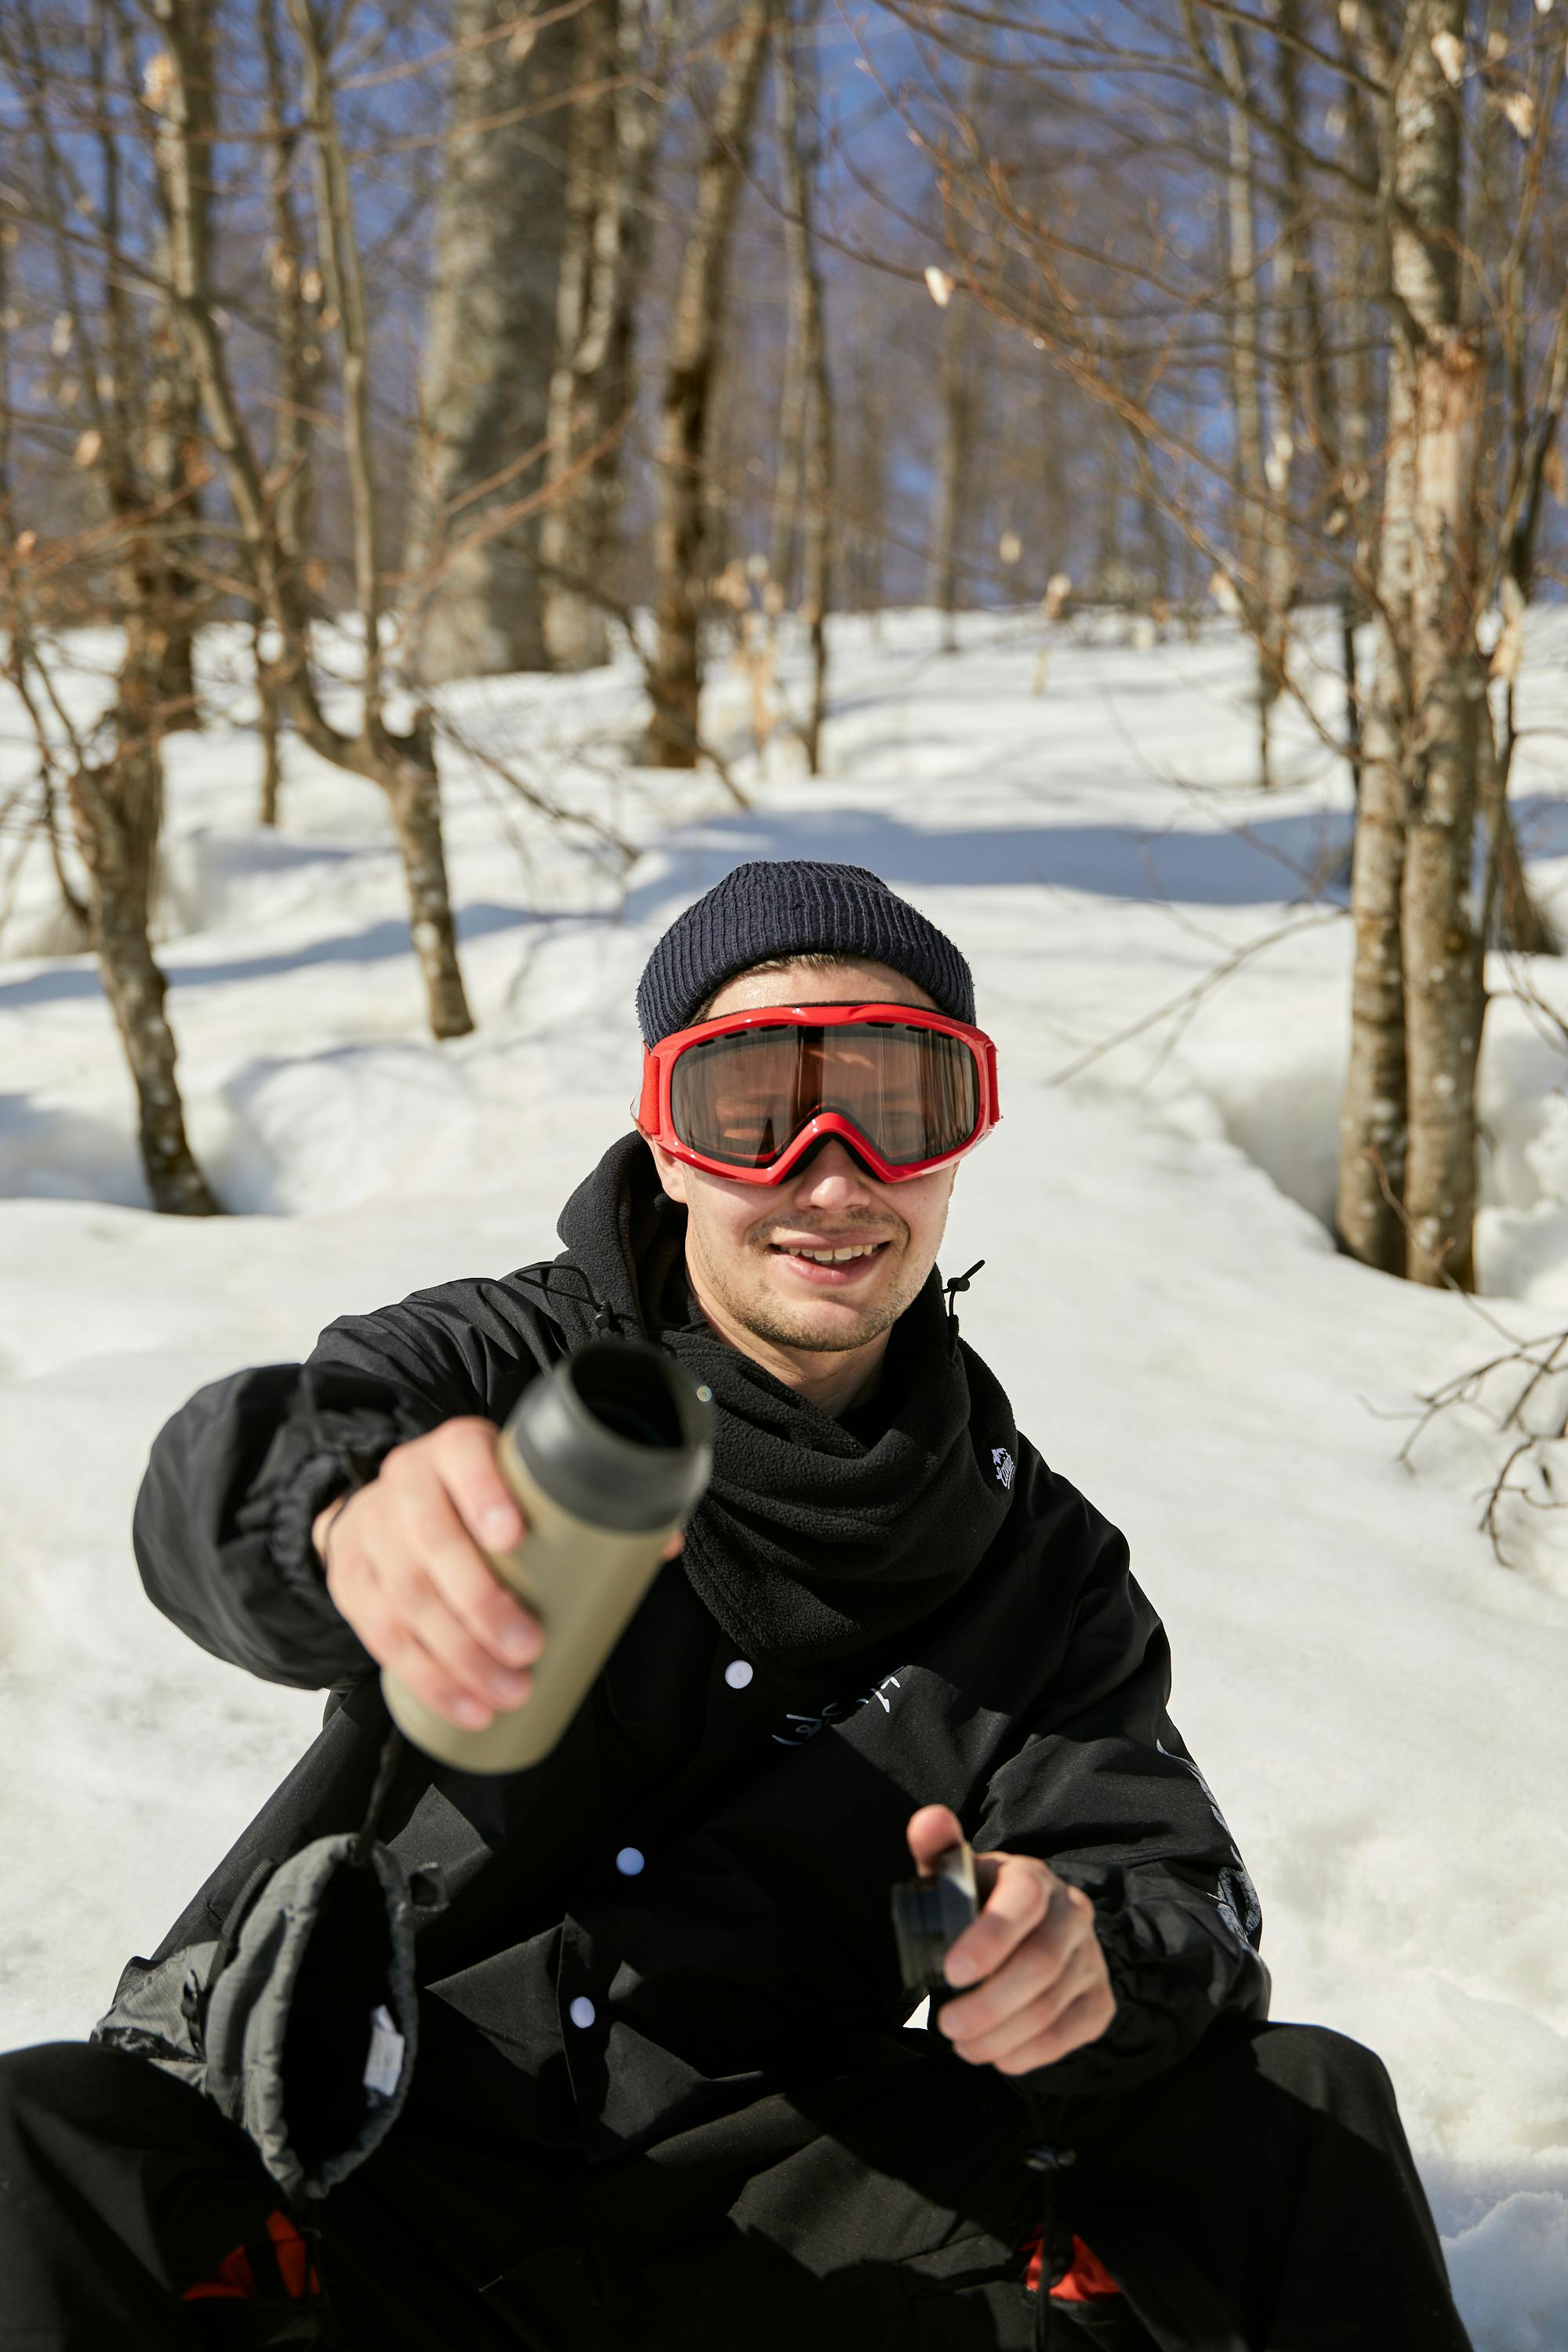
[541,1135,1019,1668]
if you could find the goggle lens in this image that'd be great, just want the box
[669,1020,981,1171]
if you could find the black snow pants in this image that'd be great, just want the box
[0,2020,1472,2352]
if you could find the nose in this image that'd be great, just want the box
[789,1135,882,1203]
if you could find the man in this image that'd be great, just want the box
[0,861,1469,2351]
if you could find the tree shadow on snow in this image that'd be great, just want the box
[0,901,546,1012]
[626,808,1360,919]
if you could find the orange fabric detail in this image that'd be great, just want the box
[1051,2235,1123,2303]
[265,2208,315,2299]
[181,2244,257,2302]
[1021,2228,1123,2301]
[180,2213,321,2304]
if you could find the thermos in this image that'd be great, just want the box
[381,1340,714,1773]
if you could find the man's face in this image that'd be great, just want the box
[650,959,958,1357]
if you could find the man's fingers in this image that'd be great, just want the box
[398,1571,535,1714]
[379,1622,503,1732]
[332,1559,501,1731]
[937,1917,1083,2046]
[940,1937,1098,2061]
[982,1984,1117,2078]
[381,1444,541,1668]
[943,1854,1051,1987]
[432,1416,527,1554]
[906,1803,966,1874]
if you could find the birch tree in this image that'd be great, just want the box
[926,278,971,652]
[644,0,773,768]
[1338,2,1479,1284]
[771,0,832,768]
[0,6,217,1212]
[539,0,659,672]
[153,0,476,1038]
[405,0,572,682]
[255,0,325,825]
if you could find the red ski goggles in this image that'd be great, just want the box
[633,1002,1001,1185]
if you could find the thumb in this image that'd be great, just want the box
[907,1803,965,1877]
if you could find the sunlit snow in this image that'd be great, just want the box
[2,607,1566,2347]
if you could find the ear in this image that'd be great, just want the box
[648,1139,691,1207]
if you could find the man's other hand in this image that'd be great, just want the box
[906,1805,1116,2076]
[312,1418,542,1732]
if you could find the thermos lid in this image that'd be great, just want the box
[506,1340,714,1532]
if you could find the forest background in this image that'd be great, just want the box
[9,0,1568,1287]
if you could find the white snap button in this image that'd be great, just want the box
[615,1847,645,1876]
[724,1659,753,1690]
[568,1996,596,2030]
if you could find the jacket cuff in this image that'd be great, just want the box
[238,1368,442,1596]
[1008,1870,1269,2106]
[267,1430,397,1592]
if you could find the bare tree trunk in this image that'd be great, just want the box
[256,608,282,828]
[258,0,323,590]
[1339,0,1485,1288]
[644,0,772,768]
[768,310,807,606]
[384,724,473,1041]
[927,292,971,652]
[405,0,572,682]
[65,627,217,1214]
[1403,327,1485,1287]
[1210,14,1274,782]
[156,0,474,1040]
[541,0,656,670]
[1339,348,1417,1272]
[1477,688,1555,956]
[289,0,475,1036]
[774,0,831,769]
[19,0,221,1210]
[1040,376,1067,586]
[844,308,887,619]
[140,290,204,729]
[91,2,204,734]
[255,0,320,829]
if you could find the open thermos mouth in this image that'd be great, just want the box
[512,1340,713,1534]
[568,1345,688,1451]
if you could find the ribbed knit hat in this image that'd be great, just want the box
[636,859,975,1044]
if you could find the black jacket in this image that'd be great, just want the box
[108,1136,1269,2332]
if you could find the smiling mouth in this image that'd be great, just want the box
[767,1239,892,1269]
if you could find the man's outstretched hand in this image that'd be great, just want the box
[313,1419,543,1732]
[313,1417,685,1732]
[906,1805,1116,2077]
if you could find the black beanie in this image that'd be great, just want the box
[635,859,975,1044]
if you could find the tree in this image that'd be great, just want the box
[0,2,217,1212]
[254,0,326,826]
[154,0,476,1038]
[1338,2,1480,1285]
[770,0,832,768]
[404,0,573,682]
[539,0,660,672]
[644,0,773,768]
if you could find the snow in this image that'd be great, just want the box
[2,607,1567,2346]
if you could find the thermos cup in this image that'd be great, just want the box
[381,1340,714,1773]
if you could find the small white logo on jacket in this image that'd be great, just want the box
[992,1447,1015,1490]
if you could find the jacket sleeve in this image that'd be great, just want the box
[132,1276,559,1690]
[972,1514,1269,2100]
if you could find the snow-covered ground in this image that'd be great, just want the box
[2,608,1566,2347]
